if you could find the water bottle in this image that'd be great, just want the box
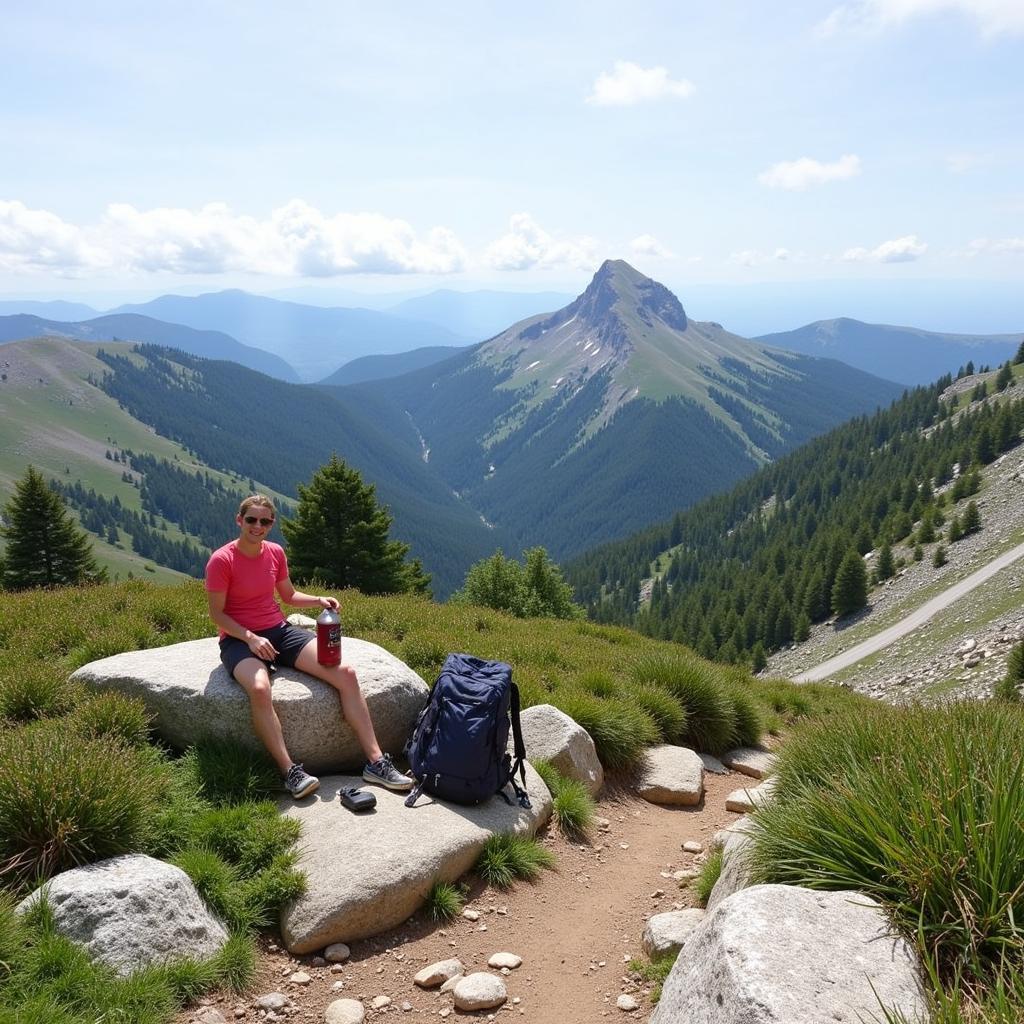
[316,606,341,666]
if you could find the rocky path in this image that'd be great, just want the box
[180,772,743,1024]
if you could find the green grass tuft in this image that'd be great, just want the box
[425,880,464,921]
[626,684,688,744]
[177,738,280,805]
[476,834,556,888]
[555,690,659,770]
[692,848,723,906]
[70,692,152,747]
[627,954,676,1003]
[532,760,596,838]
[0,663,81,725]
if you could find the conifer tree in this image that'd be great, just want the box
[874,540,895,582]
[831,549,868,617]
[1015,340,1024,365]
[1,466,105,590]
[933,544,947,567]
[962,500,981,535]
[948,515,964,542]
[995,362,1013,391]
[996,641,1024,701]
[281,454,430,596]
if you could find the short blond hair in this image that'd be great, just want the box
[237,494,276,519]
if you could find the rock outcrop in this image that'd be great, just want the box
[518,703,604,795]
[17,854,228,976]
[70,636,428,774]
[652,884,926,1023]
[637,745,704,806]
[279,768,552,953]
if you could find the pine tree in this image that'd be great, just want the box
[1015,340,1024,365]
[933,544,947,568]
[948,515,964,542]
[280,454,431,596]
[962,500,981,535]
[995,362,1013,391]
[874,540,895,582]
[996,641,1024,701]
[1,466,105,590]
[831,549,868,617]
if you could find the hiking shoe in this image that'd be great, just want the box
[285,763,319,799]
[362,753,414,791]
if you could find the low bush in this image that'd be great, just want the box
[70,692,152,747]
[752,701,1024,990]
[626,684,688,744]
[475,834,555,888]
[0,663,80,724]
[0,726,163,891]
[554,691,659,770]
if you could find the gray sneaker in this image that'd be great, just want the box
[285,763,319,799]
[362,753,414,792]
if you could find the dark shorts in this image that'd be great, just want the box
[219,622,314,679]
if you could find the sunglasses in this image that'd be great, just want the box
[243,516,275,527]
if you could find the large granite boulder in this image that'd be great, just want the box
[280,767,552,953]
[652,884,926,1024]
[70,636,428,774]
[637,744,704,806]
[518,704,604,795]
[17,854,228,976]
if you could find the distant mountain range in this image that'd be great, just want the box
[350,260,905,561]
[0,313,298,380]
[320,345,470,386]
[109,291,473,382]
[756,318,1022,386]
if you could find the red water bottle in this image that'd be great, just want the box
[316,607,341,666]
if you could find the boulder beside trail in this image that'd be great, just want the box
[70,636,428,774]
[518,704,604,796]
[17,854,228,976]
[637,745,704,806]
[642,908,706,958]
[279,767,552,953]
[652,884,926,1024]
[707,817,755,911]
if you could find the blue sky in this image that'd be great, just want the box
[1,1,1022,330]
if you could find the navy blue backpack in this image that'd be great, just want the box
[404,653,531,809]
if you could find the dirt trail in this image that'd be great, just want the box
[180,771,744,1024]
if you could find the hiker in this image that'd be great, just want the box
[205,493,413,798]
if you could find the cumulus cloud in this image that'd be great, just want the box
[0,199,468,277]
[818,0,1024,37]
[758,154,862,190]
[483,213,599,271]
[630,234,675,259]
[586,61,695,106]
[843,234,928,262]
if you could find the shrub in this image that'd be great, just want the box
[994,641,1024,702]
[425,880,464,921]
[723,684,764,749]
[70,692,152,747]
[532,760,596,838]
[475,834,555,888]
[693,847,723,906]
[752,702,1024,986]
[555,691,659,770]
[626,685,688,744]
[453,547,583,620]
[0,726,163,890]
[0,664,80,724]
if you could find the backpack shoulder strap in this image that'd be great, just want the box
[508,683,531,809]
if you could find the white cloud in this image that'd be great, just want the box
[818,0,1024,37]
[0,199,468,277]
[758,154,862,190]
[586,61,695,106]
[969,236,1024,255]
[484,213,599,271]
[843,234,928,262]
[630,234,675,259]
[773,248,791,261]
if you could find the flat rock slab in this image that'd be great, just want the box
[17,854,228,976]
[280,767,552,953]
[518,703,604,796]
[70,636,428,774]
[721,747,777,779]
[725,779,775,813]
[637,744,704,806]
[652,884,926,1024]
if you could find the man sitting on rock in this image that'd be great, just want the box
[205,494,413,799]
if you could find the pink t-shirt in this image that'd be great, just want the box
[205,540,289,635]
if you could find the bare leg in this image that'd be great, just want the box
[294,643,383,764]
[233,657,294,774]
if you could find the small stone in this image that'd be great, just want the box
[462,909,481,921]
[673,869,699,882]
[453,973,508,1011]
[289,971,312,985]
[196,1009,228,1024]
[331,964,346,974]
[255,995,290,1012]
[650,889,665,898]
[496,906,508,915]
[440,974,464,993]
[414,959,465,989]
[617,994,640,1012]
[682,840,703,854]
[402,1002,413,1012]
[312,956,328,967]
[325,943,352,963]
[619,843,629,850]
[488,952,523,970]
[332,981,346,992]
[325,998,366,1024]
[371,996,391,1010]
[439,1011,451,1019]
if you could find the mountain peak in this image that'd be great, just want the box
[571,259,687,335]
